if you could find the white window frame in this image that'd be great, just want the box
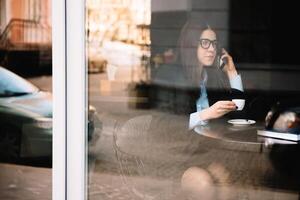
[53,0,87,199]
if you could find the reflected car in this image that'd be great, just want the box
[0,66,100,160]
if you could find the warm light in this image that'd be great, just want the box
[87,0,151,82]
[86,0,151,45]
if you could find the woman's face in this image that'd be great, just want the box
[197,29,217,66]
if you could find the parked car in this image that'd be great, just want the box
[0,66,101,161]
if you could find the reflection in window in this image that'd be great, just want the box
[87,0,150,82]
[0,0,52,199]
[87,0,300,199]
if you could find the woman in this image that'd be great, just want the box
[179,22,244,130]
[179,22,244,199]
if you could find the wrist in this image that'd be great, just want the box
[199,108,213,121]
[227,70,238,79]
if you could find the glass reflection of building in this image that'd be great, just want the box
[87,0,150,45]
[0,0,51,47]
[0,0,52,76]
[86,0,151,82]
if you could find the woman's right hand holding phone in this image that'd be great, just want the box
[220,49,238,79]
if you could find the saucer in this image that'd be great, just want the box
[227,119,256,126]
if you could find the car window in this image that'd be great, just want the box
[0,67,39,96]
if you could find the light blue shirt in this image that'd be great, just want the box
[189,74,243,130]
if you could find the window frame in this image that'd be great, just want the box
[53,0,87,199]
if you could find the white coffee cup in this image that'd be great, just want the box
[232,99,245,110]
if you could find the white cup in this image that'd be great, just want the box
[232,99,245,110]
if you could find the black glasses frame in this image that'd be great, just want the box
[198,39,218,49]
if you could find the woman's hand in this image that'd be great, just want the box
[221,49,238,79]
[200,101,236,120]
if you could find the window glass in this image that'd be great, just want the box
[87,0,300,199]
[0,0,52,199]
[0,67,39,95]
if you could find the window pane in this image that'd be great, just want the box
[0,0,52,199]
[87,0,300,199]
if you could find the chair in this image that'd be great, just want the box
[113,115,154,199]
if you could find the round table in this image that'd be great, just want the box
[193,118,298,153]
[193,118,300,194]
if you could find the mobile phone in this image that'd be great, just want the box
[219,56,227,70]
[218,48,227,70]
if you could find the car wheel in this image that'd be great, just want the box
[0,125,21,161]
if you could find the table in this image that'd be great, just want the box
[194,118,298,153]
[192,118,300,197]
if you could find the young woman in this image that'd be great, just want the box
[179,21,244,199]
[179,22,244,129]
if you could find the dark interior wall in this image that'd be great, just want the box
[229,0,272,64]
[150,10,187,63]
[229,0,300,95]
[229,0,300,66]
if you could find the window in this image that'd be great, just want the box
[52,0,300,199]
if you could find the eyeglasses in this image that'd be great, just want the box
[198,39,218,49]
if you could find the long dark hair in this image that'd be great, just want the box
[178,19,229,91]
